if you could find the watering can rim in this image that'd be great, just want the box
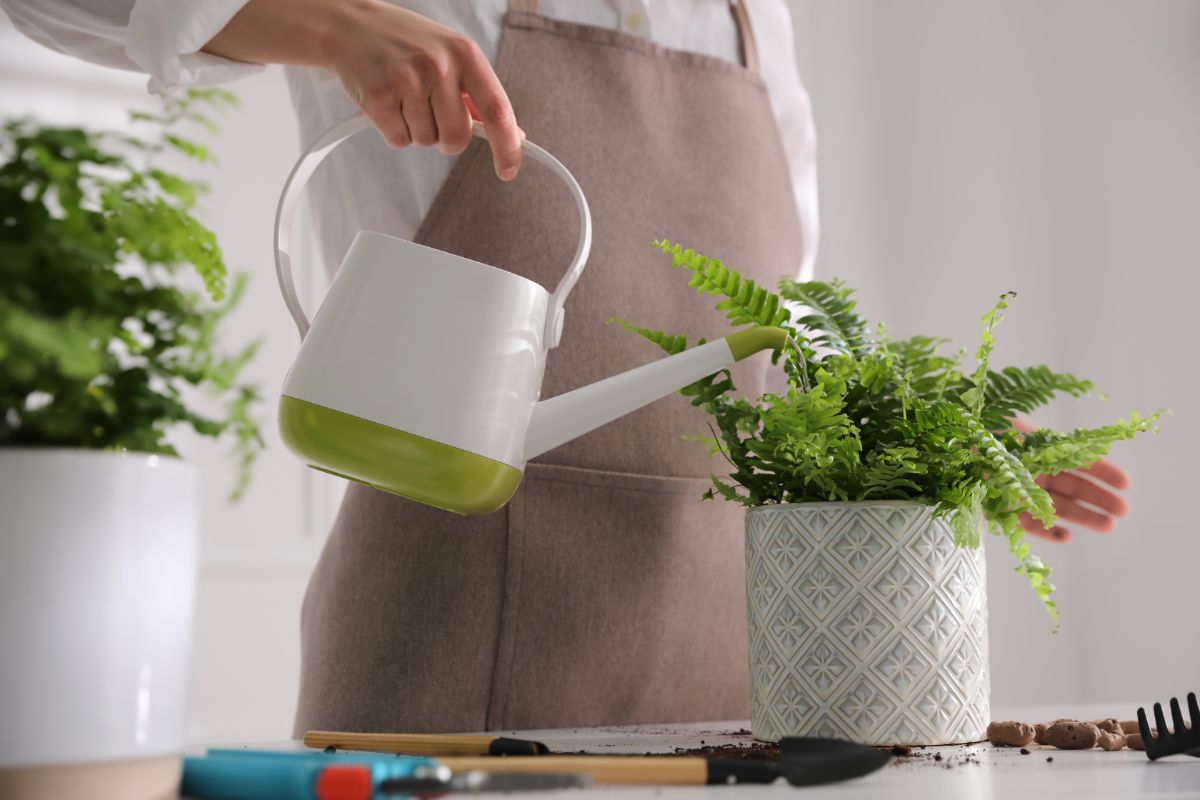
[345,229,550,299]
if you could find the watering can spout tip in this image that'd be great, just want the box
[726,326,789,361]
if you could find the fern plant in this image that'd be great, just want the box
[614,240,1162,622]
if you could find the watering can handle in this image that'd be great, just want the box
[274,116,592,348]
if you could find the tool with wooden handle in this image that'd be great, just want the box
[304,731,548,756]
[437,755,780,786]
[304,733,892,787]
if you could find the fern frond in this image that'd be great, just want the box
[777,278,871,355]
[1015,411,1163,475]
[980,365,1097,430]
[606,317,687,355]
[992,513,1058,625]
[654,240,791,329]
[960,291,1015,416]
[861,447,927,499]
[934,481,987,548]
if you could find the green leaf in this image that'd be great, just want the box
[778,278,870,354]
[654,239,792,329]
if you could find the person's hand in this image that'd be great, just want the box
[323,1,524,179]
[204,0,523,180]
[1013,418,1132,542]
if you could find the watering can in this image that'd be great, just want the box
[274,115,787,515]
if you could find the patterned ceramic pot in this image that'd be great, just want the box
[744,501,989,745]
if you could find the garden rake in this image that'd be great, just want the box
[1137,691,1200,760]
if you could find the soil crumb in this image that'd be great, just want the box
[1020,748,1031,755]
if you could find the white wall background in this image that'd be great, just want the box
[2,0,1196,742]
[786,0,1200,708]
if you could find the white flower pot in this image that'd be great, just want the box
[745,501,990,745]
[0,450,198,800]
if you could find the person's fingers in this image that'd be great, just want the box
[358,87,411,148]
[463,95,526,141]
[1042,471,1130,516]
[401,95,438,147]
[431,71,473,156]
[1047,491,1116,533]
[457,42,522,180]
[1019,512,1071,542]
[1080,457,1131,490]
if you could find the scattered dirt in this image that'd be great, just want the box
[1020,748,1031,755]
[877,743,982,770]
[668,742,780,761]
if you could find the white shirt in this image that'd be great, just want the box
[3,0,818,279]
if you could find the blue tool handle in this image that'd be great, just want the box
[184,751,438,800]
[205,748,436,775]
[182,755,325,800]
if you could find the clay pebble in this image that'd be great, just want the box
[1043,721,1100,750]
[1091,718,1123,735]
[987,721,1036,747]
[1034,723,1050,745]
[1126,731,1151,751]
[1096,730,1126,751]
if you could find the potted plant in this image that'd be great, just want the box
[615,240,1160,746]
[0,89,262,799]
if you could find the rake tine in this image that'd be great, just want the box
[1188,693,1199,730]
[1154,702,1169,737]
[1171,697,1186,737]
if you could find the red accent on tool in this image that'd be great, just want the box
[315,764,373,800]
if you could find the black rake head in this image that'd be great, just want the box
[1137,691,1200,760]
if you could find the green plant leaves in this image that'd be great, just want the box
[614,241,1164,624]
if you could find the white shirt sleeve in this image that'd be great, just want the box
[747,0,820,281]
[1,0,263,93]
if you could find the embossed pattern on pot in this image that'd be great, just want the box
[745,501,990,745]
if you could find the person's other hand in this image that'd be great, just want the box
[205,0,523,180]
[1013,418,1132,542]
[325,1,523,179]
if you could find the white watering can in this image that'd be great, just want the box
[275,116,786,514]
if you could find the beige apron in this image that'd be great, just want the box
[293,0,804,734]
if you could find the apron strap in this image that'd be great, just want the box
[730,0,760,75]
[505,0,759,76]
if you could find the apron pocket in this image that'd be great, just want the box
[492,462,752,728]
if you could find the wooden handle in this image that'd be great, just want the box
[304,731,499,756]
[439,756,708,785]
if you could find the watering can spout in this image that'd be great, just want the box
[524,326,789,461]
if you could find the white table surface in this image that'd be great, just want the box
[195,705,1200,799]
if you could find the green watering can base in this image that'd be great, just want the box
[278,396,522,515]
